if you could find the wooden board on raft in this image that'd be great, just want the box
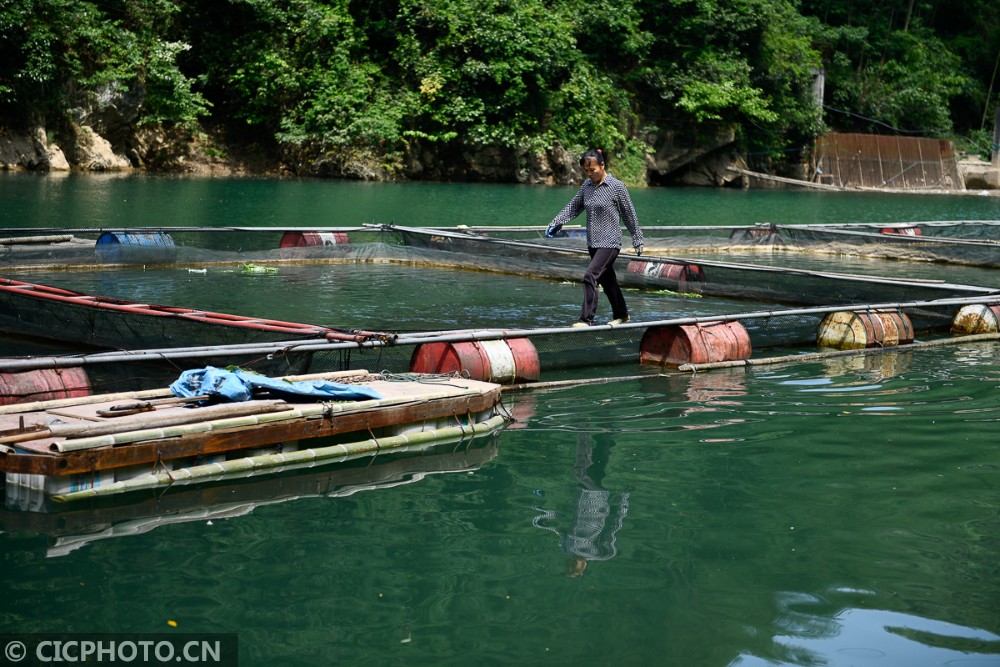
[0,371,504,478]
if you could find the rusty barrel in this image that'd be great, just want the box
[817,310,914,349]
[951,304,1000,334]
[640,321,751,366]
[279,231,350,247]
[626,260,704,293]
[410,338,540,384]
[0,368,91,406]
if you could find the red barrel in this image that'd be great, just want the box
[0,368,91,405]
[951,304,1000,334]
[640,321,752,366]
[817,310,914,349]
[279,232,350,247]
[626,260,704,293]
[880,226,921,236]
[409,338,540,384]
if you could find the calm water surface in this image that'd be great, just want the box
[0,174,998,666]
[3,172,1000,229]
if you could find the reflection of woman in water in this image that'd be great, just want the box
[533,433,630,577]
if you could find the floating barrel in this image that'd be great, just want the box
[880,226,922,236]
[279,231,349,248]
[951,304,1000,334]
[409,338,540,384]
[95,231,177,264]
[640,321,751,367]
[817,310,914,349]
[0,368,91,406]
[626,260,704,293]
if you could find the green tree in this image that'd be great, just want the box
[392,0,579,147]
[800,0,971,135]
[0,0,207,129]
[2,0,993,178]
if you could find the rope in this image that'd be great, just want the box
[377,370,472,388]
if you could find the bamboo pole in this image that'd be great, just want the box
[0,387,175,415]
[0,235,75,245]
[504,373,678,392]
[96,394,210,417]
[994,106,1000,168]
[0,226,381,235]
[0,370,371,415]
[57,406,322,451]
[42,401,294,448]
[3,294,1000,375]
[50,413,510,502]
[51,386,491,452]
[725,166,843,191]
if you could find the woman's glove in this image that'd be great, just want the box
[634,244,644,256]
[545,222,563,238]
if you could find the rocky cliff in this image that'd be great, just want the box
[5,119,991,191]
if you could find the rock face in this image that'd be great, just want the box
[45,141,71,171]
[669,149,748,187]
[0,124,130,172]
[62,123,132,171]
[2,110,775,186]
[1,81,138,172]
[0,127,68,171]
[399,139,734,186]
[644,124,743,186]
[959,158,1000,190]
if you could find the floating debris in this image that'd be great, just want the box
[240,263,278,274]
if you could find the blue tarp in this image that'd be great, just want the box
[170,367,383,403]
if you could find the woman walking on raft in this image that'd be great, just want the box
[546,147,644,327]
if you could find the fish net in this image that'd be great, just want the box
[1,223,999,397]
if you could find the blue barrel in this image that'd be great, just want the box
[96,232,177,264]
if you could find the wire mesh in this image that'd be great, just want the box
[814,133,963,190]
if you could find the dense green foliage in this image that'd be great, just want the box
[1,0,996,174]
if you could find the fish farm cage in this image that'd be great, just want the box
[2,222,1000,401]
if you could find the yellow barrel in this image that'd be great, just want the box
[817,310,914,349]
[950,304,1000,334]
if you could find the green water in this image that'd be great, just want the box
[1,174,999,666]
[4,171,1000,230]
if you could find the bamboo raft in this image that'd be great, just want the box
[0,369,508,503]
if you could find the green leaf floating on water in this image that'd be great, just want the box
[651,289,702,298]
[241,263,278,274]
